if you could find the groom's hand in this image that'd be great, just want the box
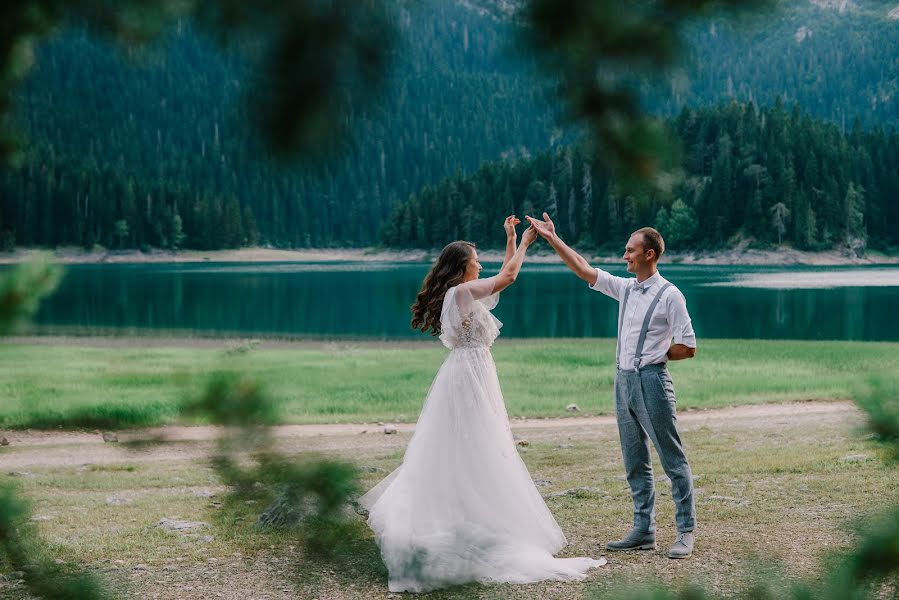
[525,212,557,242]
[521,224,538,246]
[527,212,594,284]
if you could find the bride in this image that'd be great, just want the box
[360,216,605,593]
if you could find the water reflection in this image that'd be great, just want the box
[15,263,899,341]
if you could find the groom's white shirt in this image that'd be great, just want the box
[589,269,696,369]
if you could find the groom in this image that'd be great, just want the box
[526,213,697,559]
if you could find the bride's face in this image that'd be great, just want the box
[463,250,482,282]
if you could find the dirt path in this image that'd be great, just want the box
[1,401,855,471]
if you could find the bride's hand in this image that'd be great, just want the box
[503,215,520,238]
[521,225,538,246]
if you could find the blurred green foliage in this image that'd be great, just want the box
[856,378,899,461]
[0,483,114,599]
[0,260,113,598]
[0,258,62,335]
[179,370,280,427]
[521,0,775,182]
[181,370,361,557]
[1,0,394,164]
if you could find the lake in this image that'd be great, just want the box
[15,262,899,341]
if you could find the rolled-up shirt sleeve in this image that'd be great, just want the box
[667,290,696,348]
[588,268,629,301]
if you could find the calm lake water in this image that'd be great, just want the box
[15,262,899,341]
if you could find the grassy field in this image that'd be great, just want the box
[2,338,898,429]
[0,402,895,599]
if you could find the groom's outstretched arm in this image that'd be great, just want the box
[525,213,598,286]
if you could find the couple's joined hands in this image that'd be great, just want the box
[504,213,557,243]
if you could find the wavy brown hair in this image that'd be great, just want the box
[411,241,475,335]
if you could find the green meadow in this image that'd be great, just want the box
[1,338,895,430]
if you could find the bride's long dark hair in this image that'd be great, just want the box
[411,241,475,335]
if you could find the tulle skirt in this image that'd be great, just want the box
[360,347,604,593]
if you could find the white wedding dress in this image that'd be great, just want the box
[360,276,605,593]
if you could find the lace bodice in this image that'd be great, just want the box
[439,278,503,349]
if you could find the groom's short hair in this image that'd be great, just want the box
[634,227,665,258]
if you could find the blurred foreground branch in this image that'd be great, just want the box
[0,484,114,599]
[0,259,114,598]
[179,370,361,556]
[0,0,394,164]
[0,258,62,335]
[520,0,775,183]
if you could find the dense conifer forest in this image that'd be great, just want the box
[382,101,899,252]
[0,0,896,251]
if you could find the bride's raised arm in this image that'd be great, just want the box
[500,215,520,270]
[458,225,537,304]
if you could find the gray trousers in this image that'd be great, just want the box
[615,362,695,533]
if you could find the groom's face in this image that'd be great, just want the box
[623,234,650,274]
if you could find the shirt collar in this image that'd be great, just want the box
[633,272,661,293]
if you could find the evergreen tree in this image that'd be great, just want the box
[666,199,698,249]
[770,202,790,245]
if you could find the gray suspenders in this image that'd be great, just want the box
[615,286,633,369]
[616,281,673,371]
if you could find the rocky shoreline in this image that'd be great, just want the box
[1,245,897,266]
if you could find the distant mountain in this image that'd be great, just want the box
[1,0,896,251]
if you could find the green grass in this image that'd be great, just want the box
[1,338,897,429]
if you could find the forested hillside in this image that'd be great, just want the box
[1,1,556,251]
[0,0,896,251]
[381,101,899,252]
[642,0,899,128]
